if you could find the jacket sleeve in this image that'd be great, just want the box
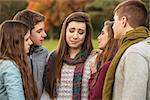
[122,52,148,100]
[2,62,25,100]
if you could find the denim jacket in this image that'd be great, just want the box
[0,60,25,100]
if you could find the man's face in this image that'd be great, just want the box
[113,13,123,39]
[30,21,47,46]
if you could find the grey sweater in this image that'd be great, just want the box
[28,45,48,98]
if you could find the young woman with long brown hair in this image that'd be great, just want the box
[88,20,118,100]
[43,12,97,100]
[0,20,38,100]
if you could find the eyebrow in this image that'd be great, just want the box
[37,28,43,31]
[69,28,75,30]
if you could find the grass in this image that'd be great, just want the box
[43,39,99,52]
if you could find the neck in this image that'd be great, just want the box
[123,26,134,36]
[69,48,81,59]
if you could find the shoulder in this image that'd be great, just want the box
[46,50,56,62]
[0,60,18,70]
[85,50,98,64]
[0,60,20,75]
[124,37,150,58]
[41,46,49,52]
[100,61,111,70]
[40,46,49,54]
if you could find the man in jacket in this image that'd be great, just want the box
[13,9,49,99]
[103,0,150,100]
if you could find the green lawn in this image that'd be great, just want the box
[43,39,99,52]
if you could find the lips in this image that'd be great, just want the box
[70,41,78,44]
[40,38,44,41]
[40,39,44,42]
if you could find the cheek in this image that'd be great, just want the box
[65,33,70,44]
[24,42,27,49]
[102,36,108,45]
[81,33,86,40]
[82,35,85,41]
[80,35,86,44]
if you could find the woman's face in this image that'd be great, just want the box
[97,26,110,50]
[24,30,33,53]
[66,21,86,50]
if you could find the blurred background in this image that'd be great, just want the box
[0,0,149,51]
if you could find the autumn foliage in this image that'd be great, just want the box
[27,0,89,34]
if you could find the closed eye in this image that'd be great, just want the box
[36,28,43,33]
[69,28,75,33]
[78,29,85,35]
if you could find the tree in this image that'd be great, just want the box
[85,0,120,38]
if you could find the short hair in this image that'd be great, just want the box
[13,9,45,30]
[114,0,148,28]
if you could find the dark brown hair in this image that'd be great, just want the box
[45,12,93,98]
[96,21,118,66]
[13,9,45,30]
[0,20,38,100]
[114,0,148,28]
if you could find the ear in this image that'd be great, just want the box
[121,16,128,27]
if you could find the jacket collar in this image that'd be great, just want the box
[29,45,43,55]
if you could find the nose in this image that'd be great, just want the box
[42,31,47,38]
[97,34,100,40]
[72,32,78,39]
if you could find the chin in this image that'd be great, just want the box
[35,43,42,46]
[70,46,81,49]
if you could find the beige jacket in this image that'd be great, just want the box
[113,37,150,100]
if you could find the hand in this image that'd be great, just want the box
[90,61,97,74]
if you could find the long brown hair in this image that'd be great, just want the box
[0,20,38,100]
[45,12,93,98]
[96,21,118,67]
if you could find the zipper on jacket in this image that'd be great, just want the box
[30,54,34,74]
[29,45,34,75]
